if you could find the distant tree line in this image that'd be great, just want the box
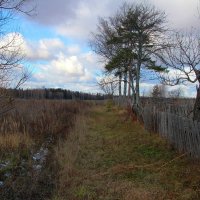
[7,88,107,100]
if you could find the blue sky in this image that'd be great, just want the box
[10,0,200,96]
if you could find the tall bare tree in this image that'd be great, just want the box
[159,30,200,121]
[0,0,33,114]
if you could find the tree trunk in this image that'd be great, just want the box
[128,69,131,99]
[118,73,122,106]
[193,85,200,122]
[134,69,142,122]
[135,66,140,106]
[129,70,136,104]
[123,72,127,97]
[119,73,122,97]
[135,41,142,106]
[133,43,142,121]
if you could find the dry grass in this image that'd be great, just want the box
[0,99,82,148]
[0,99,91,200]
[53,113,88,198]
[123,186,166,200]
[0,99,83,161]
[52,104,200,200]
[2,100,200,199]
[0,132,32,151]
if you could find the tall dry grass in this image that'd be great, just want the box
[0,100,84,155]
[53,112,88,199]
[0,133,32,152]
[0,99,91,200]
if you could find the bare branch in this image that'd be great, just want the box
[0,0,33,115]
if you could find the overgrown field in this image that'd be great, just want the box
[0,99,91,200]
[1,100,200,200]
[53,102,200,200]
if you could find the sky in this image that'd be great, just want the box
[11,0,200,96]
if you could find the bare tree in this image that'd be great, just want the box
[159,30,200,121]
[168,87,184,98]
[98,76,118,98]
[0,0,33,114]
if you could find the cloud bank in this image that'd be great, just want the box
[29,0,200,40]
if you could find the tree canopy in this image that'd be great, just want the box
[90,2,168,108]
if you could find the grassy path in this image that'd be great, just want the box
[55,104,200,200]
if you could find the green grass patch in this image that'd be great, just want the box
[137,145,173,160]
[55,104,200,200]
[73,185,96,199]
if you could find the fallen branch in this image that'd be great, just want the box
[93,152,188,177]
[157,153,188,172]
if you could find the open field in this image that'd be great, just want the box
[1,100,200,199]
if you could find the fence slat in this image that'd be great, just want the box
[142,104,200,159]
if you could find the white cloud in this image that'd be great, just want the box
[82,51,97,64]
[50,54,84,76]
[11,35,102,90]
[55,0,121,39]
[167,84,196,98]
[140,82,155,96]
[21,37,83,62]
[23,38,65,61]
[80,51,104,71]
[29,0,200,40]
[24,52,97,89]
[0,33,67,62]
[150,0,200,29]
[67,44,81,54]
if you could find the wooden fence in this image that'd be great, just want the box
[114,97,200,159]
[143,105,200,159]
[141,98,195,118]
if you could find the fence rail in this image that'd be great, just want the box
[143,105,200,158]
[114,97,200,159]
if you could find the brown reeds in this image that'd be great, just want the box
[0,99,91,200]
[53,112,88,198]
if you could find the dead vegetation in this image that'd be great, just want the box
[1,100,200,199]
[53,102,200,200]
[0,132,33,152]
[53,114,88,199]
[0,99,90,200]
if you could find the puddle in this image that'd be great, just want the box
[0,136,52,185]
[0,161,10,170]
[32,137,52,172]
